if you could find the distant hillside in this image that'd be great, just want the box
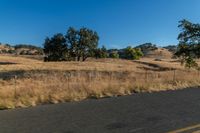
[135,43,158,55]
[163,45,177,53]
[0,44,15,54]
[107,43,175,59]
[144,48,173,59]
[135,43,176,59]
[0,42,176,59]
[0,43,43,55]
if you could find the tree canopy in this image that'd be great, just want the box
[175,19,200,68]
[44,27,99,61]
[43,33,68,61]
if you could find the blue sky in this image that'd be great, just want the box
[0,0,200,48]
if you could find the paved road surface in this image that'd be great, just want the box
[0,88,200,133]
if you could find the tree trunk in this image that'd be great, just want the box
[78,56,81,61]
[83,55,87,61]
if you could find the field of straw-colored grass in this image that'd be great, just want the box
[0,55,200,109]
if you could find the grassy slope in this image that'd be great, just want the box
[0,55,200,109]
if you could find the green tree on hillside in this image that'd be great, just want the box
[43,33,68,61]
[109,51,119,58]
[44,27,99,62]
[66,27,99,61]
[78,28,99,61]
[175,19,200,69]
[124,46,143,60]
[66,27,79,61]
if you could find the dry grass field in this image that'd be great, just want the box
[0,54,200,109]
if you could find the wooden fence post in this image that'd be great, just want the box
[14,75,17,99]
[110,71,113,80]
[65,72,71,89]
[173,69,176,82]
[88,72,92,83]
[145,70,148,82]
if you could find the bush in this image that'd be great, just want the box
[109,52,119,58]
[95,46,108,58]
[123,46,143,60]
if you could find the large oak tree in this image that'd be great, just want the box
[176,19,200,68]
[44,27,99,61]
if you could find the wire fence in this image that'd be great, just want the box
[1,68,199,99]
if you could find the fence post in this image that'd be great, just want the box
[88,72,92,83]
[173,69,176,82]
[110,71,113,80]
[145,70,148,82]
[65,72,71,89]
[14,75,17,99]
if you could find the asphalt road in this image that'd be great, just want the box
[0,88,200,133]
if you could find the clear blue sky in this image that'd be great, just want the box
[0,0,200,48]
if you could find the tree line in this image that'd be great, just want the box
[43,27,143,61]
[43,19,200,67]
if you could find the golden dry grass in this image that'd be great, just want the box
[0,55,200,109]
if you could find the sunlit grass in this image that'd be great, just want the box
[0,55,200,109]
